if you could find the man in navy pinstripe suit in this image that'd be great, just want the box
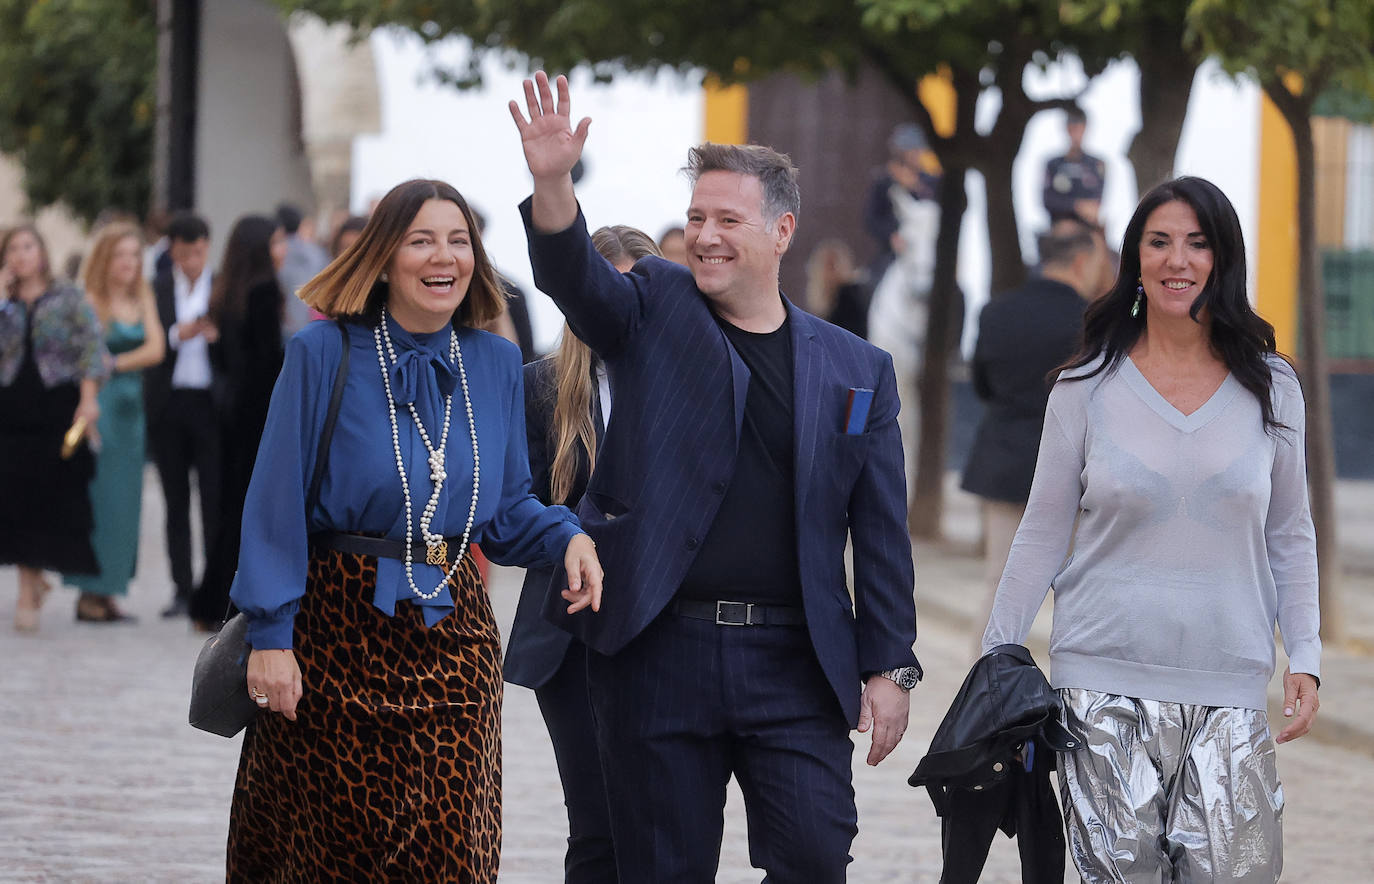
[511,72,922,883]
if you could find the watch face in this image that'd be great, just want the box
[883,668,919,690]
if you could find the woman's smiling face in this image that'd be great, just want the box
[1138,199,1214,323]
[384,199,475,333]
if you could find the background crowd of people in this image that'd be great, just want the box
[1,80,1321,881]
[0,197,598,634]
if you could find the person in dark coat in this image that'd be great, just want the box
[188,215,288,628]
[961,218,1108,651]
[1042,107,1107,224]
[505,224,662,883]
[512,73,920,883]
[146,212,220,618]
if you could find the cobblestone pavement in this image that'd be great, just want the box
[3,469,1372,881]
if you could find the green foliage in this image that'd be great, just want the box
[1191,0,1374,105]
[0,0,156,223]
[277,0,882,87]
[1314,84,1374,123]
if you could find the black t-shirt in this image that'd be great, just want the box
[677,314,802,606]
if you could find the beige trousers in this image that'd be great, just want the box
[972,498,1026,655]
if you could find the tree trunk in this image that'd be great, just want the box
[908,162,969,538]
[979,147,1026,296]
[1282,101,1345,645]
[1126,18,1196,197]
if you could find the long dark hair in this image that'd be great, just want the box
[210,214,280,324]
[1059,176,1290,433]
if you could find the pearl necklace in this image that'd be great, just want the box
[374,306,480,600]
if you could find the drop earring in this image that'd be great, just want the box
[1131,279,1143,318]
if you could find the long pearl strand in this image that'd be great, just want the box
[374,306,481,600]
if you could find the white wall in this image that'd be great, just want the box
[197,0,315,264]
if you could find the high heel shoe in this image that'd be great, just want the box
[76,594,138,623]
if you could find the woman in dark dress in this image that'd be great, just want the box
[189,215,288,628]
[226,180,603,881]
[504,224,660,882]
[0,225,108,631]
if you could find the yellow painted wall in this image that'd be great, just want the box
[703,77,749,145]
[918,71,956,139]
[1257,93,1299,355]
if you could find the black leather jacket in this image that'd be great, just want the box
[910,644,1080,884]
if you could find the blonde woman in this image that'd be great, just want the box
[504,224,660,883]
[64,223,165,621]
[804,238,869,339]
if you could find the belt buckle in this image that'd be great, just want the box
[715,600,753,626]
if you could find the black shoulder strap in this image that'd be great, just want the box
[306,320,350,514]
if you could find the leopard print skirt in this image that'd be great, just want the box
[226,548,502,882]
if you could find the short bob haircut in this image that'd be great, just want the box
[299,179,505,328]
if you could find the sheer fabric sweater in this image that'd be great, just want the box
[982,353,1320,711]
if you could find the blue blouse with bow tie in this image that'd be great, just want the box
[230,315,582,650]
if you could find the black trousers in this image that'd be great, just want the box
[149,388,221,599]
[587,612,857,884]
[937,736,1065,884]
[534,640,619,884]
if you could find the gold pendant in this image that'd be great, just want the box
[426,541,448,566]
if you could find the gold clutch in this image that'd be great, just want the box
[60,416,88,459]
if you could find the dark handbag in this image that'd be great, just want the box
[188,320,350,737]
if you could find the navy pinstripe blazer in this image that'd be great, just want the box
[521,202,919,725]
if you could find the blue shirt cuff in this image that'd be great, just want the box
[245,606,299,650]
[545,518,583,565]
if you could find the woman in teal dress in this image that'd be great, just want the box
[66,223,166,621]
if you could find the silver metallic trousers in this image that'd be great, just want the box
[1057,688,1283,883]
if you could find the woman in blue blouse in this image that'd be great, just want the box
[226,179,602,882]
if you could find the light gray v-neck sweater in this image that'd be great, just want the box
[982,353,1320,710]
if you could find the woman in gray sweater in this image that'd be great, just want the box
[983,177,1320,883]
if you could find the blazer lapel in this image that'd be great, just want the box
[722,328,750,450]
[789,302,823,516]
[590,358,607,447]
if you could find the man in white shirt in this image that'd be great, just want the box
[144,213,221,620]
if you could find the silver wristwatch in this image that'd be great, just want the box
[876,666,921,691]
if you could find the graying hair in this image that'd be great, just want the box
[684,143,801,228]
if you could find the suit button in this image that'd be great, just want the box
[686,536,699,550]
[712,480,727,494]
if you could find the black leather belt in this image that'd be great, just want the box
[312,532,462,564]
[668,598,805,627]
